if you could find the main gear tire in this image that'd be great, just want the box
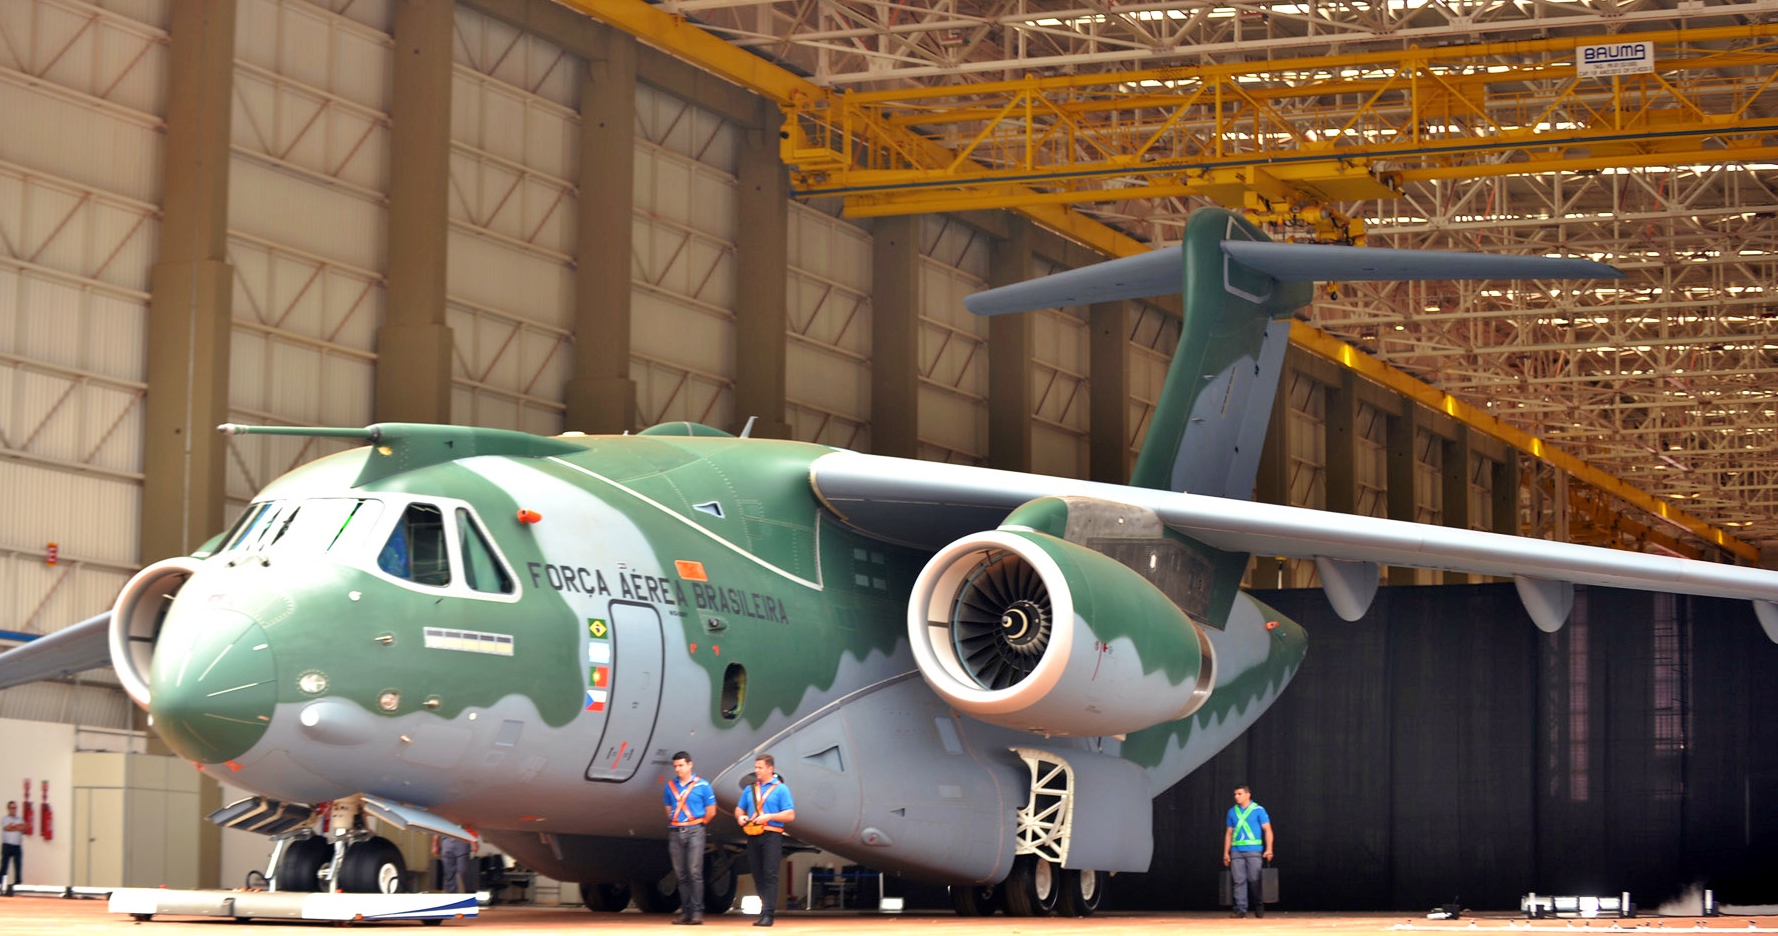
[950,883,1002,916]
[582,882,632,912]
[1000,855,1060,917]
[1058,868,1105,917]
[703,851,738,915]
[630,873,682,914]
[272,837,331,893]
[338,837,408,894]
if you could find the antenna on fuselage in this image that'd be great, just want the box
[739,416,758,438]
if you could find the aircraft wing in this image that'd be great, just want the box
[809,451,1778,636]
[0,612,114,691]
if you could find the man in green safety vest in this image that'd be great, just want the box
[1222,785,1274,918]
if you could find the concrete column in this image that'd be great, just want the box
[376,0,455,424]
[732,97,792,439]
[565,27,638,434]
[1492,450,1520,536]
[1088,300,1131,484]
[871,216,921,458]
[1252,366,1292,588]
[1386,401,1419,585]
[143,0,235,565]
[1440,424,1472,583]
[143,0,235,890]
[1324,369,1359,515]
[987,218,1033,471]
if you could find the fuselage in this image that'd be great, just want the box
[132,430,1306,881]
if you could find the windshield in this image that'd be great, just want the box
[223,499,384,556]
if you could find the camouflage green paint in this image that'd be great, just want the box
[1127,209,1312,492]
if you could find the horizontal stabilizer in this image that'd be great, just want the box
[0,612,112,690]
[963,240,1622,317]
[1221,241,1625,282]
[964,246,1182,315]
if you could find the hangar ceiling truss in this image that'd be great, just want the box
[544,0,1778,556]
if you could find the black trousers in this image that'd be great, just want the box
[1,843,20,889]
[745,832,782,917]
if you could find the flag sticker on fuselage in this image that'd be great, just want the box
[588,641,610,664]
[585,688,607,712]
[588,618,609,639]
[422,628,514,656]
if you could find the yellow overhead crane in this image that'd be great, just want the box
[782,23,1778,242]
[554,0,1762,562]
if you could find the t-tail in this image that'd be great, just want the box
[965,206,1621,499]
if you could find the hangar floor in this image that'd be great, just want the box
[0,899,1774,935]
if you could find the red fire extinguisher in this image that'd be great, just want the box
[39,780,51,842]
[21,779,33,837]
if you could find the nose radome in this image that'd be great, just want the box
[148,608,277,765]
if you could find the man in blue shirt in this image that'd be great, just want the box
[1222,784,1273,918]
[664,751,716,925]
[734,754,795,927]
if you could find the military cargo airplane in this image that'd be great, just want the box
[6,207,1778,917]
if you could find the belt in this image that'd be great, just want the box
[670,822,706,828]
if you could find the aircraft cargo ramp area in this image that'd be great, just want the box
[0,899,1774,935]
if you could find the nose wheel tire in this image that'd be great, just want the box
[1000,855,1060,917]
[950,883,1002,916]
[339,837,409,894]
[1059,868,1104,917]
[272,837,331,893]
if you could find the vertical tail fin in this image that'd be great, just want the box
[963,207,1620,497]
[1126,210,1308,496]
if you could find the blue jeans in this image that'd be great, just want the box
[1230,852,1262,911]
[668,824,706,917]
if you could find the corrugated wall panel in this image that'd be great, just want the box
[785,203,871,450]
[916,217,989,464]
[0,680,133,729]
[236,0,391,110]
[1127,304,1178,469]
[447,7,578,433]
[0,80,162,204]
[631,92,739,430]
[226,0,388,511]
[1,0,161,651]
[1031,308,1089,478]
[1,0,170,115]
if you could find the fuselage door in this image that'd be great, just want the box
[583,599,665,782]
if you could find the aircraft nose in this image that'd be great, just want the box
[148,608,277,765]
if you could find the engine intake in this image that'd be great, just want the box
[909,530,1215,738]
[110,557,201,708]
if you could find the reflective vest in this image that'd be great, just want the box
[669,776,707,824]
[1231,804,1263,847]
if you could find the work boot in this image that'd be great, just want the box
[753,914,774,927]
[1231,909,1246,918]
[689,915,704,925]
[1255,903,1265,918]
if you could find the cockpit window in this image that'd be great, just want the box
[457,509,513,594]
[378,504,451,587]
[222,499,383,556]
[224,501,281,552]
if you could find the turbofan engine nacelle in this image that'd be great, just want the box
[110,557,201,708]
[908,529,1215,738]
